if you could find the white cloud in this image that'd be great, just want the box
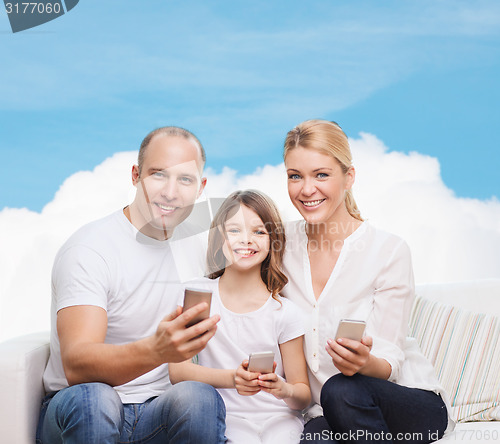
[348,134,500,283]
[0,152,137,342]
[1,135,499,341]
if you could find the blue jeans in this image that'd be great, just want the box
[36,381,226,444]
[301,374,448,444]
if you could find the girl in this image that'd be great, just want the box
[169,189,311,444]
[281,119,454,443]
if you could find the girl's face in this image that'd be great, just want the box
[222,204,270,272]
[285,146,354,225]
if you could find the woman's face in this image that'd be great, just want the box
[285,146,354,225]
[222,204,270,272]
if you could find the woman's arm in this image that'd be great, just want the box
[326,239,414,380]
[169,360,236,388]
[368,239,415,380]
[257,336,311,410]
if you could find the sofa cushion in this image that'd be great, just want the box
[410,296,500,422]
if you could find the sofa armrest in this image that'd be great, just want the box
[0,332,50,444]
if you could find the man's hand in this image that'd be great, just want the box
[58,303,219,387]
[150,303,220,364]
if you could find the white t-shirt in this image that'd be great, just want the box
[281,220,453,429]
[179,277,305,419]
[43,210,206,403]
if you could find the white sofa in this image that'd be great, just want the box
[0,280,499,444]
[0,331,50,444]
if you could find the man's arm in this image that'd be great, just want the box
[58,303,220,387]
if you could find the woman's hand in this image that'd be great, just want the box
[326,336,373,376]
[234,360,261,396]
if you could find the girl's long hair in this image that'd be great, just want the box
[206,190,288,300]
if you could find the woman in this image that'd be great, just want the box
[280,120,453,444]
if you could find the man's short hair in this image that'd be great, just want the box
[138,126,206,176]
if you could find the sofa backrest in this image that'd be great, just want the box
[411,279,500,423]
[415,279,500,316]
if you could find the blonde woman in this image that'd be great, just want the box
[281,120,453,444]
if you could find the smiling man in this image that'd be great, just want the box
[127,128,208,240]
[36,127,227,444]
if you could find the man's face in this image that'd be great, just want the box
[130,135,207,240]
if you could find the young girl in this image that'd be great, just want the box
[169,190,311,444]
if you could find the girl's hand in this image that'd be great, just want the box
[257,362,293,400]
[234,360,261,396]
[326,336,373,376]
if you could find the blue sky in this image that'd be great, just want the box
[1,0,499,211]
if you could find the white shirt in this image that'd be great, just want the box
[43,210,206,403]
[281,220,453,429]
[179,277,305,419]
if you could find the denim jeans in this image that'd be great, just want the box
[301,373,448,444]
[36,381,226,444]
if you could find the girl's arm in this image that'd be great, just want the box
[169,360,236,388]
[257,336,311,410]
[170,359,272,395]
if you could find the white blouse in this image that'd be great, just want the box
[281,220,453,428]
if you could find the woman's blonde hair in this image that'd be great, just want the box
[206,190,288,300]
[284,119,363,221]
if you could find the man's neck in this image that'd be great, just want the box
[123,206,172,241]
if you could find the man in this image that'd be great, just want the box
[36,127,226,443]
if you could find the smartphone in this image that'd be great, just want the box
[334,319,366,342]
[182,288,212,328]
[248,351,275,373]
